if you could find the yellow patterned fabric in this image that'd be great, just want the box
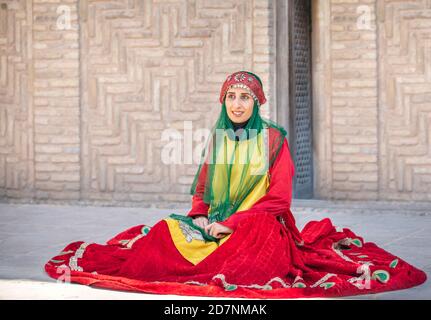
[164,218,231,265]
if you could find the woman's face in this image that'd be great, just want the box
[225,87,254,124]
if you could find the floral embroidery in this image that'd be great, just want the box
[178,221,204,243]
[126,234,145,248]
[212,274,291,291]
[185,274,295,291]
[332,237,365,263]
[310,273,336,288]
[332,240,355,263]
[184,273,340,291]
[69,242,89,272]
[347,262,374,290]
[118,226,152,249]
[234,73,246,81]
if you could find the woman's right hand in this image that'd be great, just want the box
[193,216,209,229]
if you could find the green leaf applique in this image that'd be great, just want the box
[372,270,390,283]
[58,250,74,255]
[320,282,335,290]
[292,282,307,288]
[141,226,151,235]
[389,259,399,269]
[350,239,363,248]
[225,284,237,291]
[50,259,65,264]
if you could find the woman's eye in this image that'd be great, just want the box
[241,95,249,100]
[228,95,235,99]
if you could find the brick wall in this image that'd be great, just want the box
[329,0,379,200]
[1,0,430,205]
[313,0,431,201]
[0,0,275,207]
[33,0,80,201]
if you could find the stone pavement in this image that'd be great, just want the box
[0,200,430,300]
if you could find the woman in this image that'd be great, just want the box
[45,71,427,299]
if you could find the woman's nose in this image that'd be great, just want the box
[233,98,242,109]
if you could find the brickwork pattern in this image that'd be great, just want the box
[0,0,274,206]
[329,0,379,200]
[33,0,81,201]
[0,0,34,199]
[1,0,430,204]
[313,0,431,201]
[377,0,431,201]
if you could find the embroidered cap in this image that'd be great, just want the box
[219,71,267,106]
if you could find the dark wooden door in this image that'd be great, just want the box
[277,0,313,199]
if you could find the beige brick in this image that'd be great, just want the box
[348,173,378,182]
[35,181,64,191]
[50,155,80,163]
[35,145,63,154]
[35,163,65,172]
[51,173,80,182]
[49,191,80,200]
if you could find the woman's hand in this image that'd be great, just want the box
[204,222,233,239]
[192,216,209,229]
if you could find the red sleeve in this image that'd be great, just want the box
[187,162,210,218]
[218,138,295,230]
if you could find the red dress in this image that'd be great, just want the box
[45,137,427,298]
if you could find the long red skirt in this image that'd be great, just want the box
[44,213,427,298]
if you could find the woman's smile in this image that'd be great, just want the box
[232,110,245,117]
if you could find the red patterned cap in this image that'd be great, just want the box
[219,71,267,106]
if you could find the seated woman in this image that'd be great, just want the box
[45,71,427,299]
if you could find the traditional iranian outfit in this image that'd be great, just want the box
[45,71,427,298]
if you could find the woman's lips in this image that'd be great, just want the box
[232,111,244,117]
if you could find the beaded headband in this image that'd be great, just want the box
[219,71,267,106]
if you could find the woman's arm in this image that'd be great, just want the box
[187,162,210,218]
[218,138,295,230]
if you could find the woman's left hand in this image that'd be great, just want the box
[204,222,233,239]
